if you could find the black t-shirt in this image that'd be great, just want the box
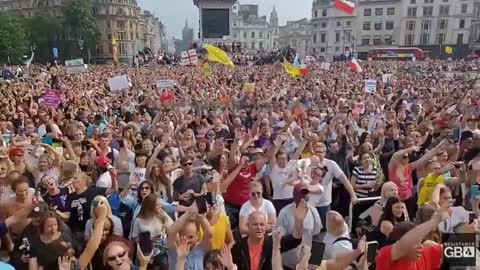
[173,173,205,207]
[69,187,107,233]
[30,232,72,270]
[43,188,71,213]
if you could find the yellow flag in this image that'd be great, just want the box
[244,83,255,93]
[112,38,118,45]
[445,46,453,54]
[204,45,234,68]
[283,58,300,77]
[202,62,212,77]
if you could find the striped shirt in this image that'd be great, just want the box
[352,165,377,198]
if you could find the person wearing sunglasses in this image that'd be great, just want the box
[239,181,276,235]
[173,158,206,208]
[102,241,151,270]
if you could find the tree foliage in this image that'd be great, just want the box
[64,0,100,50]
[0,12,30,63]
[27,14,64,62]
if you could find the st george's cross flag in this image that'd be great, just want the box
[334,0,355,14]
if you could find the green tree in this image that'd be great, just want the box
[0,12,30,63]
[64,0,100,60]
[27,14,63,62]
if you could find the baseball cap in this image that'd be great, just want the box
[252,148,264,154]
[293,182,309,197]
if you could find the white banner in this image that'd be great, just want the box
[382,74,393,83]
[108,75,129,91]
[365,79,377,93]
[180,49,198,66]
[65,58,86,74]
[157,80,175,89]
[320,62,330,70]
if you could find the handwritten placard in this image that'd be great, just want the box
[43,89,61,108]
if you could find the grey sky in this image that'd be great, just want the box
[137,0,312,39]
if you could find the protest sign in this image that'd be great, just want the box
[65,59,86,74]
[382,74,393,83]
[108,75,129,91]
[244,83,255,93]
[157,80,175,89]
[365,80,377,93]
[180,49,198,66]
[43,89,61,109]
[320,62,331,70]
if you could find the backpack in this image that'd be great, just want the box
[333,237,358,250]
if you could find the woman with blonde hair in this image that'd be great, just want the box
[131,194,173,270]
[102,241,151,270]
[84,195,123,242]
[368,181,399,226]
[323,211,353,260]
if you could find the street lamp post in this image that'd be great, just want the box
[78,38,84,59]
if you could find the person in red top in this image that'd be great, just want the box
[388,139,447,218]
[376,200,452,270]
[222,140,276,228]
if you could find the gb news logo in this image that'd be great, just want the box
[443,233,476,267]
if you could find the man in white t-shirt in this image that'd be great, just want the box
[239,181,276,234]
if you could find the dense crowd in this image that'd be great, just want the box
[0,57,478,270]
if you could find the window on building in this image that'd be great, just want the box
[314,10,318,18]
[457,33,464,44]
[322,9,327,16]
[234,32,237,38]
[107,33,112,40]
[243,32,247,38]
[405,34,414,45]
[374,21,382,30]
[362,38,370,45]
[251,32,255,38]
[119,43,127,54]
[259,32,263,38]
[420,33,429,45]
[459,19,465,29]
[387,8,395,15]
[407,20,415,31]
[407,7,417,17]
[375,8,383,16]
[410,0,416,3]
[364,8,371,16]
[107,21,111,28]
[313,34,317,43]
[117,20,125,29]
[335,47,340,51]
[423,6,433,17]
[251,42,255,49]
[321,22,327,28]
[321,33,326,43]
[336,32,340,42]
[437,33,445,44]
[129,21,133,29]
[346,20,351,27]
[442,0,448,2]
[336,21,341,27]
[386,21,394,30]
[439,5,449,16]
[117,32,126,40]
[373,38,382,45]
[259,42,263,49]
[424,0,433,3]
[438,19,447,29]
[461,4,468,13]
[422,20,431,30]
[385,36,393,44]
[320,47,325,52]
[363,22,371,30]
[130,32,133,40]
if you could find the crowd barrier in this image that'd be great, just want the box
[348,196,381,229]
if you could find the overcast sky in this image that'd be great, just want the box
[137,0,312,39]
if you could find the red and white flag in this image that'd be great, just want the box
[180,49,198,66]
[334,0,355,14]
[349,57,362,73]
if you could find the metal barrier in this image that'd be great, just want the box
[348,196,381,229]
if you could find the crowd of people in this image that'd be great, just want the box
[0,56,478,270]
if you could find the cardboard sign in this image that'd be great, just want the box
[65,59,86,74]
[108,75,129,91]
[320,62,331,70]
[43,89,61,109]
[244,83,255,93]
[157,80,175,89]
[365,80,377,93]
[382,74,393,83]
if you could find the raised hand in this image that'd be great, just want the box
[217,244,235,270]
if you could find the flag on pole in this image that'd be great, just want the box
[283,58,300,77]
[204,45,234,68]
[112,38,119,65]
[300,63,309,76]
[334,0,355,14]
[348,57,362,73]
[293,54,300,68]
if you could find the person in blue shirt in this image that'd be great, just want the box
[86,115,107,137]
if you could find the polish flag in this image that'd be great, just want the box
[349,57,362,73]
[334,0,355,15]
[300,63,309,76]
